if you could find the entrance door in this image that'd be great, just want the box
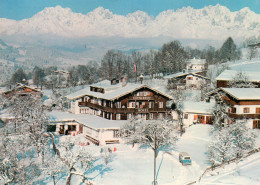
[253,120,260,129]
[79,124,83,133]
[60,125,64,134]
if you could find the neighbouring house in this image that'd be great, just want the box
[165,71,210,90]
[172,101,214,127]
[215,70,260,88]
[1,83,42,98]
[66,79,173,120]
[207,88,260,129]
[48,111,127,145]
[45,70,70,89]
[186,58,207,71]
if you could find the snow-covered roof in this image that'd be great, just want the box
[48,111,127,130]
[66,83,173,101]
[215,70,260,82]
[182,101,214,114]
[90,80,117,88]
[221,88,260,100]
[187,58,206,65]
[164,70,204,79]
[207,88,260,100]
[2,83,41,94]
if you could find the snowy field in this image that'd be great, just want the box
[40,124,260,185]
[228,59,260,71]
[199,152,260,185]
[42,124,213,185]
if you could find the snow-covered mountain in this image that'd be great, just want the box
[0,4,259,40]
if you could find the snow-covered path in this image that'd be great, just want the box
[163,150,202,185]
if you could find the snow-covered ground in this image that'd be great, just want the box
[88,124,213,185]
[43,124,260,185]
[44,124,213,185]
[199,152,260,185]
[228,59,260,71]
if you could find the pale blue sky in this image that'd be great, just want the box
[0,0,259,20]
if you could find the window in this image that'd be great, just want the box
[116,114,121,120]
[138,91,149,96]
[256,108,260,113]
[68,125,76,131]
[184,114,188,119]
[128,102,135,108]
[115,101,121,108]
[127,114,133,120]
[230,107,236,113]
[149,102,154,108]
[243,107,250,113]
[187,77,193,80]
[158,113,164,119]
[47,125,56,132]
[159,102,164,108]
[113,130,120,138]
[149,113,153,119]
[140,102,145,108]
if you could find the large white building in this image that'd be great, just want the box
[48,111,127,145]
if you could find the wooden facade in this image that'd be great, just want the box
[216,80,228,88]
[77,86,172,120]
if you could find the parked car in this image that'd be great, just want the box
[179,152,192,165]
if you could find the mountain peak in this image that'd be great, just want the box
[33,5,74,18]
[88,7,113,18]
[0,5,259,40]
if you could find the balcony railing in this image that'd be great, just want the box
[229,113,260,119]
[78,101,170,113]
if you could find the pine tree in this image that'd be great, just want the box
[219,37,241,62]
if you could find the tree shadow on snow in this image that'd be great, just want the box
[87,163,113,180]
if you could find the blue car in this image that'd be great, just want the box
[179,152,192,165]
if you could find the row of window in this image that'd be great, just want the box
[230,107,260,114]
[115,113,165,120]
[82,97,164,109]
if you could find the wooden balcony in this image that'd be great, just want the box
[229,113,260,119]
[78,102,171,113]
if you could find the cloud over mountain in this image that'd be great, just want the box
[0,4,259,40]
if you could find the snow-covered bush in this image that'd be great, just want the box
[56,139,96,185]
[208,120,256,167]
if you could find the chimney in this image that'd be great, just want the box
[122,75,127,87]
